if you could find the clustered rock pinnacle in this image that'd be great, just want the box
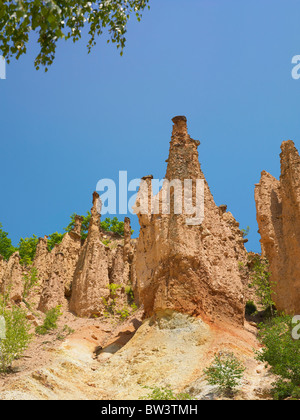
[1,117,298,326]
[0,193,135,318]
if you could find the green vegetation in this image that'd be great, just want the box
[245,300,257,316]
[102,283,137,320]
[35,306,62,335]
[101,217,127,236]
[241,226,250,238]
[0,305,32,373]
[66,213,129,239]
[56,325,75,341]
[23,267,39,302]
[257,315,300,400]
[0,223,15,261]
[65,212,91,241]
[18,235,39,265]
[204,352,245,395]
[248,255,276,315]
[0,0,150,71]
[102,283,122,317]
[47,232,64,251]
[139,385,193,401]
[0,214,129,264]
[116,308,130,320]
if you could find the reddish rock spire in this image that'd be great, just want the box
[134,117,247,325]
[255,140,300,314]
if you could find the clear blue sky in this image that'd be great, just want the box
[1,0,300,252]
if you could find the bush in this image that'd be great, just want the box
[245,301,257,316]
[0,305,32,372]
[47,232,65,251]
[248,255,276,315]
[204,352,245,394]
[23,267,39,302]
[102,284,137,320]
[139,385,193,400]
[101,217,125,236]
[272,380,300,401]
[18,235,39,266]
[241,226,250,238]
[36,306,62,335]
[0,223,15,261]
[257,314,300,400]
[65,212,91,241]
[65,213,130,240]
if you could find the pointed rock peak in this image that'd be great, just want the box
[258,170,278,184]
[166,116,201,181]
[92,191,100,206]
[90,191,102,231]
[280,140,300,183]
[135,117,247,325]
[73,215,83,236]
[280,140,300,168]
[280,139,296,153]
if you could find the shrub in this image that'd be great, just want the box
[18,235,39,266]
[102,285,120,317]
[65,212,91,241]
[248,255,276,315]
[139,385,193,400]
[272,380,300,401]
[256,314,300,400]
[101,217,125,236]
[241,226,250,238]
[56,325,75,341]
[23,267,39,302]
[0,223,15,261]
[102,284,137,320]
[47,232,65,251]
[245,301,257,316]
[36,306,62,335]
[65,213,130,240]
[0,305,32,372]
[116,308,130,320]
[109,283,122,297]
[204,352,245,394]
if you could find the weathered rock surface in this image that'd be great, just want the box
[134,116,247,325]
[0,252,25,303]
[38,226,82,313]
[69,193,110,317]
[255,140,300,314]
[0,255,6,291]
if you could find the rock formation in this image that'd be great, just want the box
[134,116,247,325]
[255,140,300,314]
[0,252,25,303]
[70,193,110,317]
[0,255,6,291]
[38,220,82,313]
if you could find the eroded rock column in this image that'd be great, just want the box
[134,116,247,325]
[255,140,300,314]
[38,220,82,313]
[70,192,110,317]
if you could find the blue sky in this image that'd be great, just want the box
[1,0,300,252]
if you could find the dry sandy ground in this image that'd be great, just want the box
[0,310,274,400]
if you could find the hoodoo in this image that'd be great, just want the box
[255,140,300,315]
[134,116,247,325]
